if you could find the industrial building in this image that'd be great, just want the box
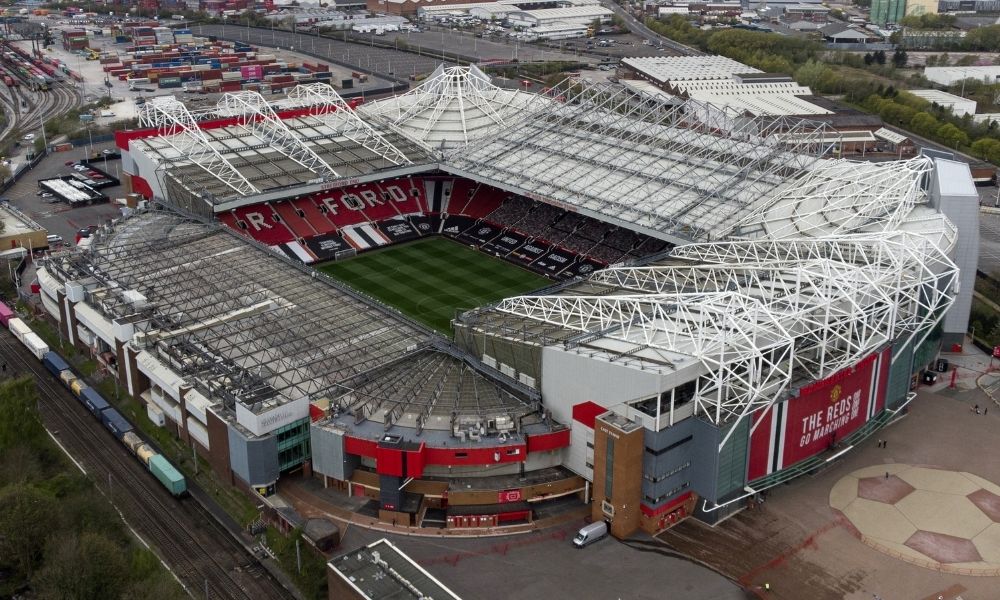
[908,89,977,117]
[621,56,831,118]
[36,64,973,539]
[924,65,1000,87]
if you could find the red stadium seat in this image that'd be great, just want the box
[271,202,317,239]
[220,206,296,246]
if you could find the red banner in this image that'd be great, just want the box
[748,348,889,481]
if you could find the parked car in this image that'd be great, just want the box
[40,192,54,198]
[573,521,608,548]
[23,133,35,141]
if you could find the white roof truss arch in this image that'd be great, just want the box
[216,90,341,180]
[138,97,260,196]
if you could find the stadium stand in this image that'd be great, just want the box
[221,176,670,277]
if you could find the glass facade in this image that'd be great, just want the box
[275,418,311,471]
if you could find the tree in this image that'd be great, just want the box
[937,122,969,148]
[794,59,833,90]
[910,111,940,137]
[0,484,58,581]
[0,378,46,452]
[874,50,887,65]
[864,52,874,66]
[32,532,129,600]
[971,137,1000,163]
[892,48,908,68]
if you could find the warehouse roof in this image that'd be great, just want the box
[621,56,761,84]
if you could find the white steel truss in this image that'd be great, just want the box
[216,90,340,180]
[137,96,259,196]
[489,232,957,442]
[443,81,833,240]
[284,83,411,167]
[360,64,549,150]
[493,291,795,429]
[732,157,934,240]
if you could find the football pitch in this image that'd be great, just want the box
[318,237,552,333]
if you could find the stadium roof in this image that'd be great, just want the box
[457,232,958,441]
[442,82,830,243]
[132,87,429,212]
[733,157,937,240]
[358,65,547,150]
[42,208,536,431]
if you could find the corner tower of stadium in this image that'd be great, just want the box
[38,65,972,537]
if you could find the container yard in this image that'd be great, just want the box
[102,31,343,95]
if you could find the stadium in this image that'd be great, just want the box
[36,62,975,538]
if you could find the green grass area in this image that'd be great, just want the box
[318,237,551,333]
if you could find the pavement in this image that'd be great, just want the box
[3,138,123,244]
[656,338,1000,600]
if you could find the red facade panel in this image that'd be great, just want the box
[571,401,608,430]
[344,435,377,458]
[526,428,570,452]
[405,444,426,479]
[376,446,405,477]
[424,444,527,466]
[747,347,891,481]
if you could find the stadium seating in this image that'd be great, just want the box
[290,198,339,235]
[271,201,318,239]
[217,176,671,276]
[220,205,297,246]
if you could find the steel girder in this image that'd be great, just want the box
[285,83,412,166]
[216,90,340,180]
[138,97,259,196]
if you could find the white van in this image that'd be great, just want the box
[573,521,608,548]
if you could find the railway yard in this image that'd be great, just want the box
[0,328,296,600]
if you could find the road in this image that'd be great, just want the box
[599,0,703,56]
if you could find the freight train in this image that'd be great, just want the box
[0,300,188,497]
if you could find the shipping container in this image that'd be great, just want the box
[70,379,89,397]
[148,454,187,496]
[23,333,49,360]
[0,301,14,327]
[8,318,31,343]
[100,407,133,440]
[136,444,156,466]
[81,387,109,416]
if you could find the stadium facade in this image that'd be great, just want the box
[37,64,973,537]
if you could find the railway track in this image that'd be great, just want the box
[0,331,294,600]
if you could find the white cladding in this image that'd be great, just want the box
[73,302,116,346]
[136,350,186,400]
[236,395,309,436]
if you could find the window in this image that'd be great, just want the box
[643,461,691,483]
[506,448,520,455]
[585,462,593,470]
[586,442,594,449]
[296,208,305,218]
[454,452,467,458]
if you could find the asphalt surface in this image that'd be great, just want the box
[336,517,750,600]
[4,140,122,245]
[598,0,702,56]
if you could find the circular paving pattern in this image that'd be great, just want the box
[830,464,1000,575]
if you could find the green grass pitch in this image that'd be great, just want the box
[318,237,552,333]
